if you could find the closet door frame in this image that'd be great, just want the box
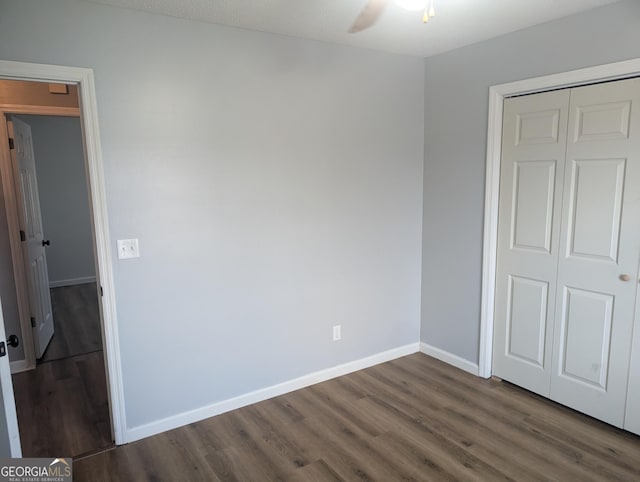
[480,58,640,379]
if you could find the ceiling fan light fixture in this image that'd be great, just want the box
[349,0,437,34]
[422,0,435,22]
[395,0,428,12]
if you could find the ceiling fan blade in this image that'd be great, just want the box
[348,0,390,33]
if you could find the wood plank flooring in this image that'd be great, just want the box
[12,283,112,458]
[13,350,113,457]
[74,353,640,481]
[41,282,102,362]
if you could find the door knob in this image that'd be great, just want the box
[6,335,19,348]
[42,239,50,246]
[620,274,632,282]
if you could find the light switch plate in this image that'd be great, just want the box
[117,239,140,259]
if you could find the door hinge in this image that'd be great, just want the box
[20,230,26,242]
[100,286,104,297]
[8,138,14,150]
[30,317,36,328]
[0,342,5,358]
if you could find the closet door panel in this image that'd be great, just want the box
[550,78,640,428]
[566,158,625,262]
[493,90,570,396]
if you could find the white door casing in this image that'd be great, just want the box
[480,59,640,437]
[0,60,127,445]
[549,78,640,427]
[9,118,54,359]
[0,297,21,457]
[480,59,640,383]
[493,90,570,397]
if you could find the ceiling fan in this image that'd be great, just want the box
[349,0,436,33]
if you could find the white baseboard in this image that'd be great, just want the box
[125,342,420,443]
[420,342,479,376]
[49,276,96,288]
[10,359,34,374]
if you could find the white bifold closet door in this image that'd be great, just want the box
[494,89,570,397]
[494,77,640,431]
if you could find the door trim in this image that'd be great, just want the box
[0,60,127,445]
[479,58,640,379]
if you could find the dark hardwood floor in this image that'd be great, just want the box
[13,351,112,458]
[74,353,640,481]
[12,283,112,458]
[41,282,103,362]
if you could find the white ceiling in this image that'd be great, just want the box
[84,0,622,57]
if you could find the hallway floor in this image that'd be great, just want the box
[12,283,112,457]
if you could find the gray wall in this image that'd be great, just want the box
[0,0,424,429]
[18,115,95,287]
[421,0,640,363]
[0,174,23,361]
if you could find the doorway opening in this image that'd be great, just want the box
[0,62,125,458]
[6,106,112,456]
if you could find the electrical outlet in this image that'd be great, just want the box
[333,325,341,341]
[117,239,140,259]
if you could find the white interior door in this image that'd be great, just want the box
[9,117,54,359]
[493,89,570,396]
[0,296,22,457]
[549,78,640,427]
